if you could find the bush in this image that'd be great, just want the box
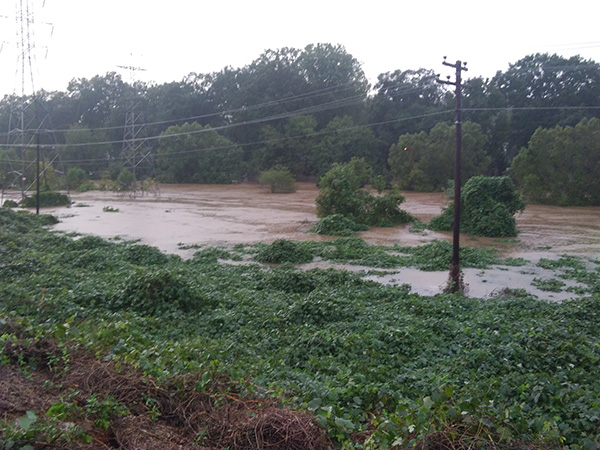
[316,158,413,227]
[261,264,316,293]
[362,189,414,227]
[65,167,88,190]
[110,268,201,315]
[410,240,498,271]
[20,191,70,208]
[2,199,18,208]
[121,244,170,266]
[116,169,134,191]
[76,180,95,192]
[309,214,369,236]
[255,239,313,264]
[429,176,525,237]
[258,165,296,193]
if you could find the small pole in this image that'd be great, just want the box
[437,58,468,293]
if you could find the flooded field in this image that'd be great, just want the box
[19,182,600,301]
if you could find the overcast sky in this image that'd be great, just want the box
[1,0,599,97]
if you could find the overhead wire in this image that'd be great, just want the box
[0,79,433,138]
[0,83,429,148]
[0,109,455,167]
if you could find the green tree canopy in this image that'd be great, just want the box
[157,122,244,183]
[60,125,111,177]
[251,115,317,178]
[369,68,449,147]
[511,117,600,206]
[491,53,600,158]
[313,116,385,177]
[388,121,491,191]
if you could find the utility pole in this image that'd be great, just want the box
[36,131,40,214]
[437,57,468,293]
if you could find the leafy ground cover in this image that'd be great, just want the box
[1,208,599,449]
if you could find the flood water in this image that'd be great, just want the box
[18,182,600,301]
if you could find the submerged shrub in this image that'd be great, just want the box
[410,240,498,271]
[255,239,313,264]
[430,176,525,237]
[20,191,70,208]
[258,165,297,193]
[309,214,369,236]
[316,159,413,227]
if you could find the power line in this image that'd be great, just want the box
[0,109,455,167]
[0,78,432,138]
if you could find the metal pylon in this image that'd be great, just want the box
[118,64,156,197]
[4,0,59,201]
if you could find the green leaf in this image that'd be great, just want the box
[307,398,322,411]
[422,396,434,411]
[334,416,356,431]
[17,411,37,430]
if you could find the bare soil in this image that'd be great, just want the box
[0,324,332,449]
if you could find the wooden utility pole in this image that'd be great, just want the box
[437,58,468,293]
[36,131,40,215]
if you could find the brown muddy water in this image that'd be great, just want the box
[12,182,600,301]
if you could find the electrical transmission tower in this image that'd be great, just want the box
[118,64,156,198]
[4,0,59,211]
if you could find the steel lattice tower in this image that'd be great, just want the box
[4,0,58,200]
[119,64,155,197]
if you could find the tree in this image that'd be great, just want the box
[369,69,449,147]
[312,116,385,177]
[491,53,600,158]
[316,158,412,227]
[157,122,244,184]
[388,121,490,191]
[462,76,511,175]
[511,117,600,206]
[65,167,88,190]
[251,115,317,178]
[59,125,111,177]
[258,165,296,193]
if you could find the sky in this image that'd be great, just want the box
[0,0,599,97]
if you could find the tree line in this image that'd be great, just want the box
[0,44,599,205]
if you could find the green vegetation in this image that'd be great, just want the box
[156,122,245,184]
[430,176,525,237]
[258,165,297,193]
[1,51,598,207]
[511,117,600,206]
[254,238,314,264]
[388,121,491,191]
[1,201,600,448]
[309,214,370,236]
[20,191,71,208]
[316,158,413,227]
[116,168,134,190]
[65,167,88,190]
